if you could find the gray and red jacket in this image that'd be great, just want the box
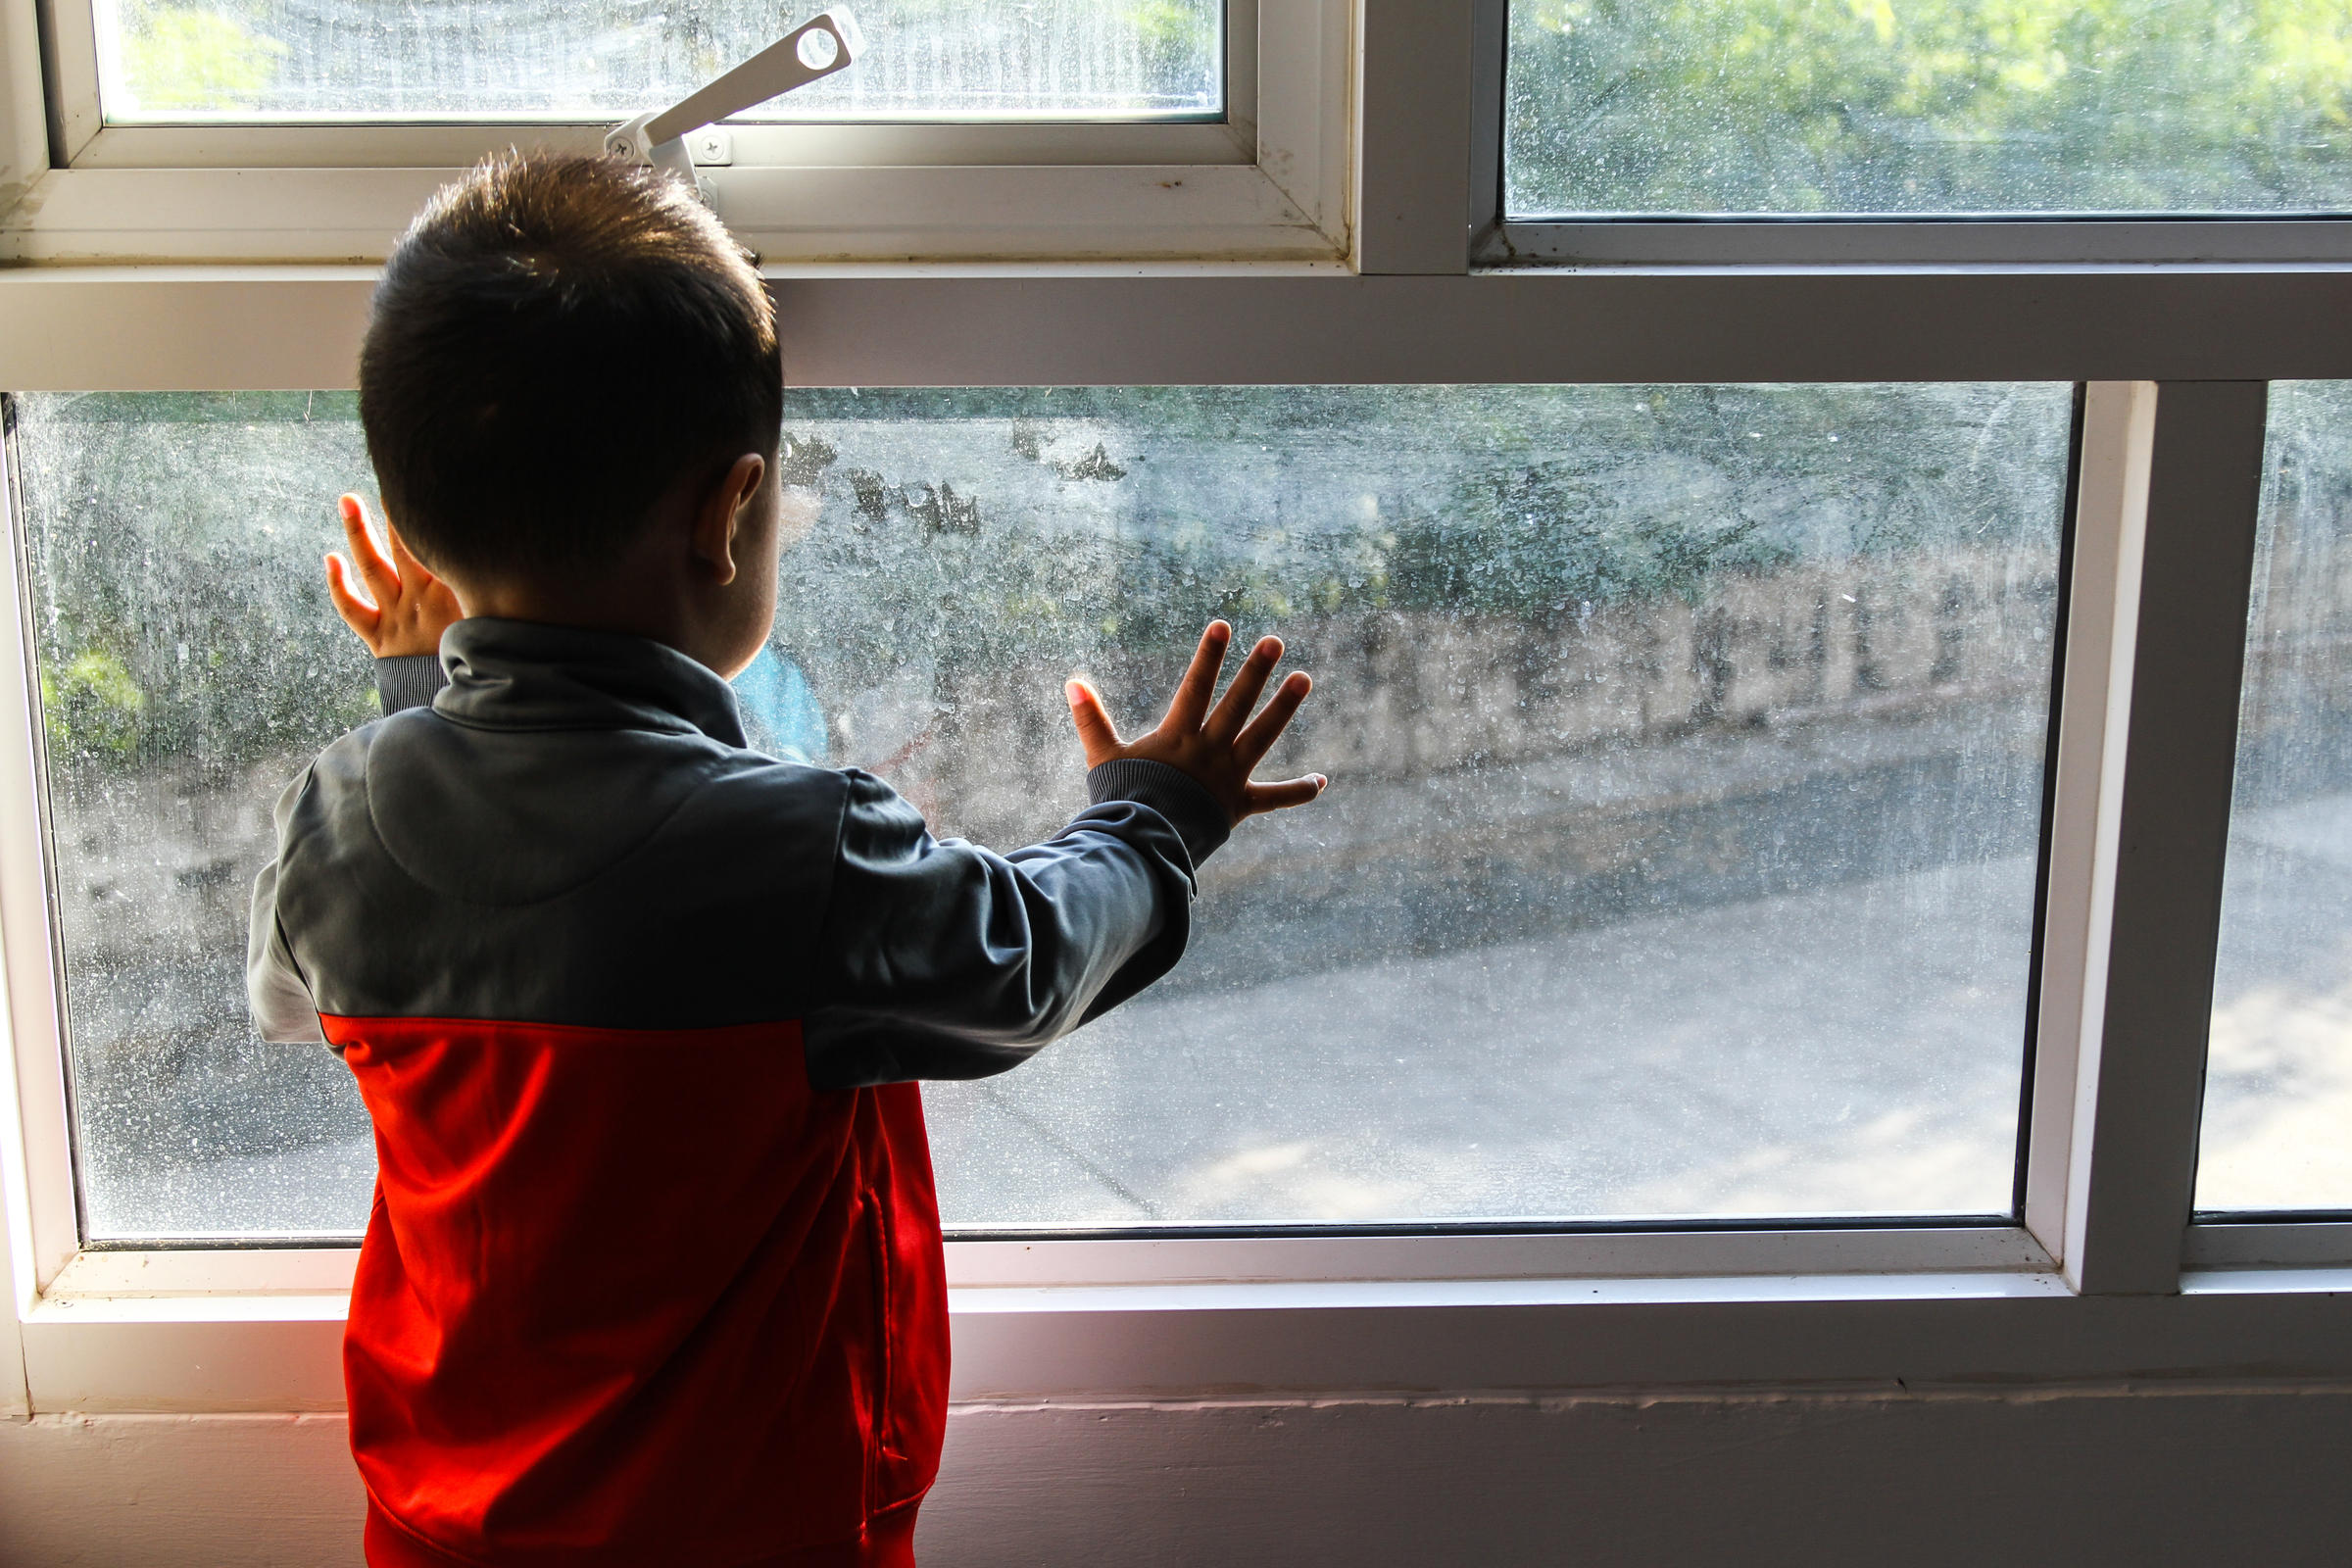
[247,617,1223,1568]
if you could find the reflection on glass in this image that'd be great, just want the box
[95,0,1222,122]
[13,384,2069,1240]
[2202,382,2352,1214]
[1506,0,2352,217]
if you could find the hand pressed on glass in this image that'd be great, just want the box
[1066,620,1328,827]
[324,493,463,659]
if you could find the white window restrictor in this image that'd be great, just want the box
[607,9,864,191]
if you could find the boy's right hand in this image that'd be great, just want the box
[1066,620,1328,828]
[325,494,462,659]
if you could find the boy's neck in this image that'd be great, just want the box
[453,567,753,680]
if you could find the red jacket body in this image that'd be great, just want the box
[248,620,1219,1566]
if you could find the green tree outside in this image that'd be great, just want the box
[1508,0,2352,213]
[113,2,287,115]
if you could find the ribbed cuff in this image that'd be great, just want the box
[1086,758,1231,867]
[375,654,450,715]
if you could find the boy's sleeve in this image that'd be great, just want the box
[246,767,328,1047]
[376,654,448,715]
[800,762,1229,1090]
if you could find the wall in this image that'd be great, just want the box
[4,1386,2352,1566]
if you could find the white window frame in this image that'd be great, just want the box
[8,0,1355,265]
[6,1,2352,1417]
[1472,1,2352,268]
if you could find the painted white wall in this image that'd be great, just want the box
[0,1413,358,1566]
[5,1387,2352,1567]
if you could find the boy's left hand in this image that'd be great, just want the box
[326,494,462,659]
[1065,620,1326,828]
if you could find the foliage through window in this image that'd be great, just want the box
[1506,0,2352,217]
[93,0,1224,122]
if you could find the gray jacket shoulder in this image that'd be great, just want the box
[252,646,1220,1087]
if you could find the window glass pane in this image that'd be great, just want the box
[96,0,1222,122]
[1506,0,2352,217]
[2202,380,2352,1214]
[11,383,2069,1241]
[15,394,380,1240]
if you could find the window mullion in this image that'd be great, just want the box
[0,1212,22,1416]
[1466,0,1505,248]
[2032,380,2268,1294]
[0,0,48,189]
[2026,381,2151,1281]
[25,0,97,163]
[0,402,78,1298]
[1351,0,1474,274]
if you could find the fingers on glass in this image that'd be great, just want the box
[1233,669,1312,768]
[1065,677,1122,762]
[1207,635,1286,743]
[323,553,379,628]
[1242,773,1327,815]
[340,494,400,604]
[1164,619,1232,732]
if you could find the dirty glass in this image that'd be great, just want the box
[10,383,2070,1241]
[2200,381,2352,1214]
[94,0,1222,122]
[1506,0,2352,217]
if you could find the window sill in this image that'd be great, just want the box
[0,161,1345,268]
[2183,1221,2352,1269]
[1484,219,2352,270]
[39,1224,2050,1300]
[18,1230,2352,1413]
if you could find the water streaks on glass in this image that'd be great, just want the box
[2201,381,2352,1214]
[1506,0,2352,217]
[96,0,1223,122]
[13,384,2068,1240]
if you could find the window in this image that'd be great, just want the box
[23,2,1343,267]
[11,393,377,1243]
[12,382,2071,1240]
[95,0,1224,122]
[2201,379,2352,1216]
[4,0,2351,1421]
[1490,0,2352,264]
[1504,0,2352,217]
[804,383,2074,1228]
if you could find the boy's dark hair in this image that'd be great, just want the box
[359,153,782,581]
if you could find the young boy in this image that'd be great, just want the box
[247,153,1325,1568]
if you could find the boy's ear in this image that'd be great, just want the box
[689,453,768,587]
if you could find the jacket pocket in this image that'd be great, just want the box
[861,1188,900,1463]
